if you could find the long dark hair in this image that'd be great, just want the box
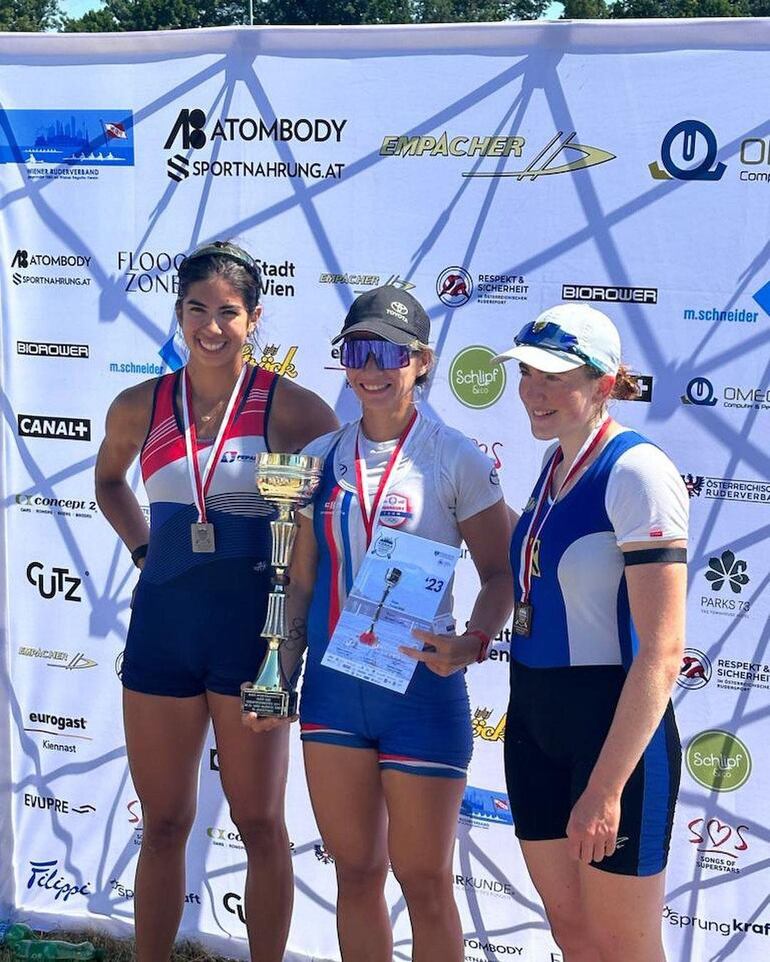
[176,241,261,313]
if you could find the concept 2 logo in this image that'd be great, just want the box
[649,121,726,182]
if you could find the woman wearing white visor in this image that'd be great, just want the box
[494,304,687,962]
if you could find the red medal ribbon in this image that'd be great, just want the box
[354,410,418,548]
[181,364,249,525]
[519,417,612,604]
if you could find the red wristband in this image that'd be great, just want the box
[466,629,491,663]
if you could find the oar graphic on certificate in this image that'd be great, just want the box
[359,566,402,646]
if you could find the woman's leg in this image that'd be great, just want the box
[519,839,594,962]
[303,742,391,962]
[520,839,668,962]
[579,864,667,962]
[207,692,293,962]
[383,771,466,962]
[123,689,210,962]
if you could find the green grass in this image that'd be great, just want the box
[0,930,236,962]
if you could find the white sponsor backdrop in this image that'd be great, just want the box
[1,19,770,962]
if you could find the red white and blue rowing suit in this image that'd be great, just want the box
[298,414,502,779]
[122,366,278,698]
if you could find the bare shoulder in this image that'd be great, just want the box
[105,376,161,446]
[269,376,339,453]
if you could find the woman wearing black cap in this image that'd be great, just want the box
[246,285,514,962]
[95,241,337,962]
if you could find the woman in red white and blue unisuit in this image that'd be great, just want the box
[95,241,337,962]
[245,285,514,962]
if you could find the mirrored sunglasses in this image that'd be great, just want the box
[340,339,412,370]
[516,321,602,371]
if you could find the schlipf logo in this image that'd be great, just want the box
[649,120,726,181]
[459,786,514,828]
[681,377,770,411]
[688,815,750,875]
[23,793,95,815]
[0,110,134,182]
[677,648,712,690]
[26,860,91,902]
[685,730,751,792]
[319,271,415,294]
[472,708,506,742]
[17,414,91,441]
[381,130,615,181]
[449,346,506,409]
[164,108,347,182]
[18,647,97,670]
[26,562,83,602]
[437,267,473,307]
[562,283,658,305]
[682,474,770,504]
[17,341,90,359]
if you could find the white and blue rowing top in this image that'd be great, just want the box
[510,430,688,669]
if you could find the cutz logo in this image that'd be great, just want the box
[685,730,751,792]
[649,120,726,182]
[26,562,82,602]
[437,267,473,307]
[681,376,717,407]
[705,550,750,594]
[677,648,712,690]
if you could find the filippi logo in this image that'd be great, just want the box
[164,108,347,183]
[26,860,91,902]
[649,120,726,182]
[685,730,751,792]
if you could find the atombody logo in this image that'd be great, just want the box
[449,347,506,409]
[686,730,751,792]
[164,108,347,182]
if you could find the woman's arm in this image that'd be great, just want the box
[405,498,514,674]
[243,514,318,732]
[566,539,686,864]
[94,382,155,561]
[267,377,339,453]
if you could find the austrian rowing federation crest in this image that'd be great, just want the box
[379,492,412,528]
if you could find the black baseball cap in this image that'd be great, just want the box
[331,286,430,346]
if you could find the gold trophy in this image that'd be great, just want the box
[241,452,324,717]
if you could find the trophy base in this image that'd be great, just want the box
[241,682,297,718]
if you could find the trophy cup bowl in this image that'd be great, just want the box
[241,453,324,718]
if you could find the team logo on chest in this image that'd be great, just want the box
[378,492,413,528]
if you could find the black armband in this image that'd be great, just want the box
[624,547,687,566]
[130,543,148,567]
